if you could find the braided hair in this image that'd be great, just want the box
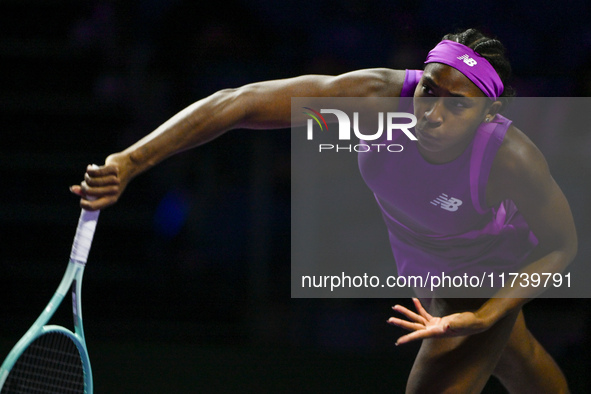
[442,29,516,105]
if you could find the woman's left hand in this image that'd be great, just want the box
[387,298,491,345]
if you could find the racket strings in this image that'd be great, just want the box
[1,332,85,394]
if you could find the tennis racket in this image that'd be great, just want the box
[0,204,100,394]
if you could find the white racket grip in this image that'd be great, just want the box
[70,208,100,264]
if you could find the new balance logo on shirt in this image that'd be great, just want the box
[457,54,477,67]
[431,194,463,212]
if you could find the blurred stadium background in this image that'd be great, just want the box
[1,1,590,392]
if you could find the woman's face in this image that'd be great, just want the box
[413,63,498,163]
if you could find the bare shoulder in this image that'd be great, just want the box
[487,124,552,205]
[496,125,546,173]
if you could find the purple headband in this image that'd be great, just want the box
[425,40,504,100]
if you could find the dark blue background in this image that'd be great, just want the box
[1,1,590,392]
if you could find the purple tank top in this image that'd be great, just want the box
[358,70,538,279]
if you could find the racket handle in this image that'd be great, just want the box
[70,208,100,264]
[70,166,101,264]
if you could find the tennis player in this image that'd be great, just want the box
[71,28,576,393]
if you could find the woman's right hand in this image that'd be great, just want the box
[70,153,130,211]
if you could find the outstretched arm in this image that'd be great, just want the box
[388,126,578,344]
[70,68,405,210]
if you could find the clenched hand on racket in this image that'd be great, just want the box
[70,153,130,211]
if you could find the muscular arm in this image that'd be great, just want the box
[476,125,578,324]
[389,126,578,343]
[72,68,405,210]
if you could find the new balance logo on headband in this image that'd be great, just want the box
[457,54,477,67]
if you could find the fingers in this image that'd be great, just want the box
[69,184,84,197]
[387,316,426,332]
[412,297,433,320]
[85,170,118,187]
[86,163,119,179]
[390,304,428,326]
[387,299,480,346]
[395,326,445,345]
[387,298,440,346]
[70,164,122,211]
